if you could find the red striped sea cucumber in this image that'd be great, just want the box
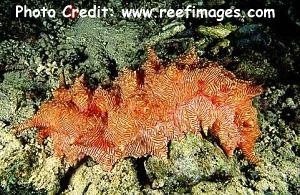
[14,47,263,170]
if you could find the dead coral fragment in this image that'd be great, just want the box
[14,47,262,170]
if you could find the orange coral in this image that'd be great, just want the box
[14,47,263,170]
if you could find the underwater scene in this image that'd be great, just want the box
[0,0,299,194]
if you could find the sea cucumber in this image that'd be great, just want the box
[14,47,263,170]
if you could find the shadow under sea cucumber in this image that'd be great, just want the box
[14,47,263,170]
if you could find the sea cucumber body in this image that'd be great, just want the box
[15,48,262,170]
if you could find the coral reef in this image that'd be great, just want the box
[1,0,299,194]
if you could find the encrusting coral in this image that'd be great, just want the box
[14,47,263,170]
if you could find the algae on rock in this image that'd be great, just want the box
[64,160,141,195]
[0,70,65,194]
[144,134,239,193]
[61,18,143,82]
[197,23,237,39]
[253,84,300,194]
